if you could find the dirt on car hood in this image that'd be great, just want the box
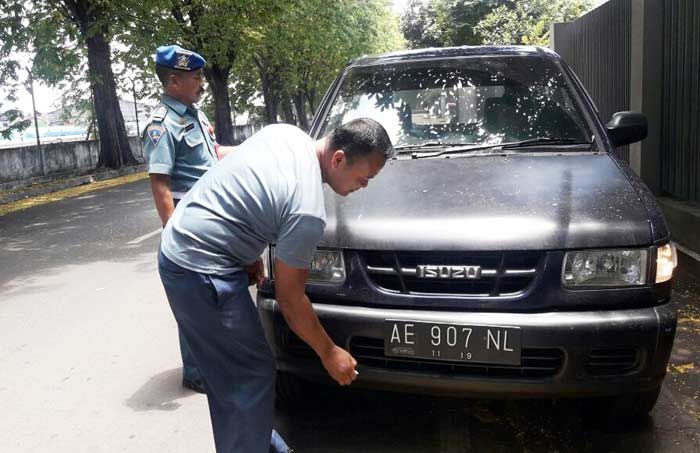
[319,152,651,251]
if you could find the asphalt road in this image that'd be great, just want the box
[1,178,699,452]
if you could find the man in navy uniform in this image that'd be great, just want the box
[143,44,232,393]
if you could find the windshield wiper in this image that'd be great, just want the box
[500,137,593,149]
[395,142,463,151]
[409,142,504,159]
[411,137,594,159]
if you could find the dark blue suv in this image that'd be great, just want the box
[257,46,678,417]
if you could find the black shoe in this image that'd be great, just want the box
[182,378,206,394]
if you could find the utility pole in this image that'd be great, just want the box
[130,78,140,137]
[26,66,41,147]
[130,77,142,157]
[26,66,46,176]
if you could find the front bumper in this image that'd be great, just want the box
[258,296,676,398]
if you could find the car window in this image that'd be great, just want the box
[321,56,593,148]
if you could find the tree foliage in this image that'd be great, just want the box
[0,0,137,167]
[0,1,37,138]
[235,0,404,127]
[401,0,512,48]
[434,0,514,46]
[117,0,281,144]
[400,0,442,49]
[1,0,405,158]
[475,0,592,45]
[401,0,591,48]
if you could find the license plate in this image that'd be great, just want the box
[384,320,521,365]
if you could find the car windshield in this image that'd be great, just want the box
[320,56,593,150]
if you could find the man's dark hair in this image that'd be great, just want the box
[328,118,395,162]
[155,64,184,86]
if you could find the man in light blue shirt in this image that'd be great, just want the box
[143,44,234,394]
[158,118,393,453]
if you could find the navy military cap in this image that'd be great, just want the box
[155,45,206,71]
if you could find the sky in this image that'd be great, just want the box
[10,56,59,114]
[9,0,607,115]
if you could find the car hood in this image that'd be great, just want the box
[319,153,651,251]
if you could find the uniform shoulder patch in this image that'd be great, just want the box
[148,105,168,123]
[147,123,165,146]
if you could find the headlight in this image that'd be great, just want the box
[266,247,346,284]
[562,249,648,287]
[308,249,346,284]
[655,243,677,283]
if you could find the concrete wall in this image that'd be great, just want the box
[233,123,263,145]
[0,137,143,184]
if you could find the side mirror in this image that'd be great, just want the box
[606,111,648,147]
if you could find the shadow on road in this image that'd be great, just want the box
[125,367,199,412]
[0,180,159,290]
[274,384,690,453]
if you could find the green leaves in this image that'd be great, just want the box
[401,0,513,48]
[400,0,591,48]
[475,0,593,45]
[0,108,31,139]
[1,0,406,138]
[233,0,404,122]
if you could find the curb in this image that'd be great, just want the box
[0,164,147,205]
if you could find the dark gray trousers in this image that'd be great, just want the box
[158,251,289,453]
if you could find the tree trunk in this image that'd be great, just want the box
[203,64,234,145]
[259,66,279,124]
[65,0,135,169]
[88,33,136,169]
[293,92,309,131]
[281,98,295,125]
[172,4,236,145]
[306,88,317,117]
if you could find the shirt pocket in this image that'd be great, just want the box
[183,129,204,150]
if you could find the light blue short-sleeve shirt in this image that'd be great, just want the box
[142,95,218,197]
[160,124,326,274]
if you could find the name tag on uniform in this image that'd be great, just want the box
[184,123,195,132]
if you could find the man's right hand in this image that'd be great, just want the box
[320,345,358,386]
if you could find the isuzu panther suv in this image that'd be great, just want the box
[257,46,678,416]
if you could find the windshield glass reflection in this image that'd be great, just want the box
[321,57,592,149]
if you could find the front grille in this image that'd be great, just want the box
[350,337,563,379]
[585,348,640,376]
[359,251,543,296]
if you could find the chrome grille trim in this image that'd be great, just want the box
[360,251,543,297]
[366,266,535,278]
